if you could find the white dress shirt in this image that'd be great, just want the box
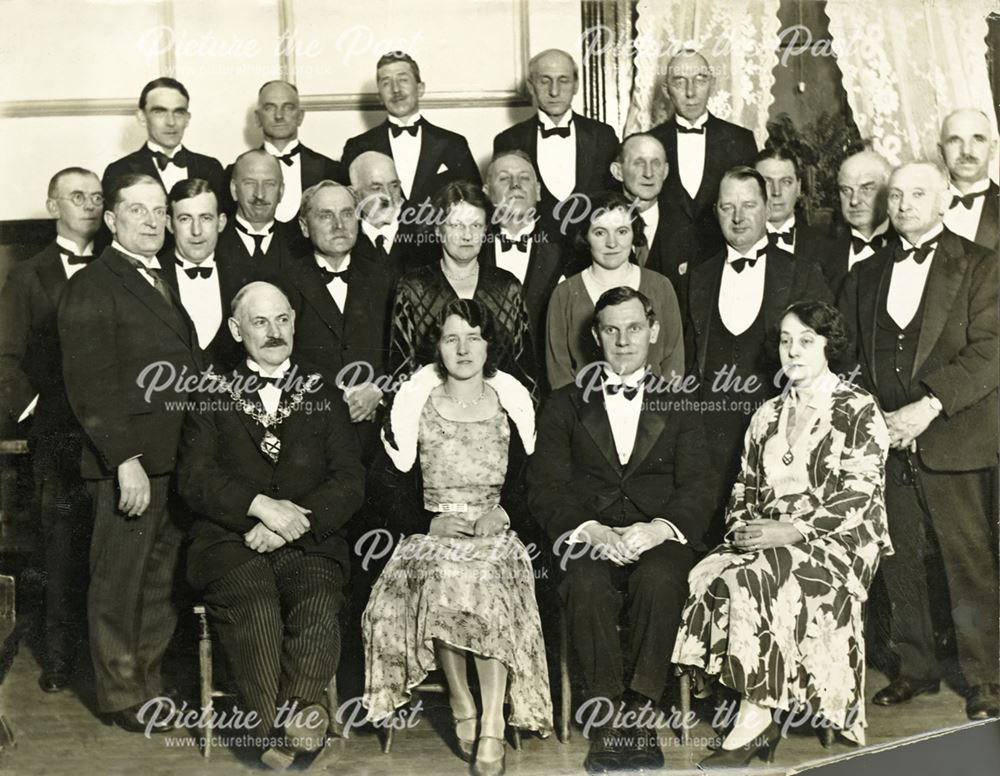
[112,240,161,287]
[887,224,943,329]
[943,178,990,242]
[175,253,222,349]
[235,214,276,258]
[265,139,303,223]
[536,110,576,201]
[317,253,350,312]
[848,219,890,271]
[147,140,187,193]
[676,112,708,199]
[388,113,422,200]
[495,220,536,284]
[361,216,400,253]
[55,235,94,279]
[638,201,660,253]
[766,214,796,253]
[247,358,290,415]
[719,236,768,335]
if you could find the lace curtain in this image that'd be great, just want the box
[826,0,1000,177]
[624,0,781,146]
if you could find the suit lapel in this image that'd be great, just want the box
[412,122,444,199]
[690,258,723,379]
[863,252,894,394]
[293,260,345,338]
[298,144,322,190]
[573,113,589,192]
[913,233,966,377]
[106,250,193,345]
[693,116,723,213]
[577,390,623,475]
[36,245,68,309]
[974,182,999,249]
[761,248,793,333]
[622,403,666,478]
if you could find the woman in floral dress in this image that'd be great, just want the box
[672,300,892,769]
[363,299,552,776]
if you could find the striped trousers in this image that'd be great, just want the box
[204,548,345,736]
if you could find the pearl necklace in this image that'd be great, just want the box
[443,386,487,408]
[442,260,479,281]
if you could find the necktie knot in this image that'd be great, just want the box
[151,147,188,171]
[389,121,420,138]
[183,265,213,279]
[538,122,571,139]
[950,190,986,210]
[498,232,530,253]
[235,221,273,260]
[374,234,388,254]
[676,124,705,135]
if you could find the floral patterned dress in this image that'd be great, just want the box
[362,399,553,734]
[671,381,892,745]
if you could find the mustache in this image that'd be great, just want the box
[263,337,287,348]
[958,154,982,164]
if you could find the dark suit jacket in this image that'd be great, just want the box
[341,118,480,206]
[971,181,999,250]
[0,242,79,437]
[815,224,895,301]
[353,214,434,281]
[493,112,618,223]
[214,218,299,287]
[281,253,396,389]
[57,246,203,479]
[684,245,833,383]
[177,363,365,589]
[102,145,225,198]
[648,114,758,273]
[528,380,717,550]
[840,228,998,471]
[158,251,251,370]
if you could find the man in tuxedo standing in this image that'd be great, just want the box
[348,150,428,278]
[102,78,224,200]
[177,281,364,769]
[529,286,715,772]
[162,178,249,369]
[218,150,296,282]
[684,166,830,540]
[754,147,831,260]
[494,49,618,231]
[58,173,203,731]
[940,108,999,251]
[0,167,101,692]
[649,49,758,274]
[481,150,564,388]
[816,150,893,298]
[842,161,999,720]
[341,52,480,207]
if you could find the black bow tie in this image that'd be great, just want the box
[605,382,640,401]
[498,232,530,253]
[151,147,189,171]
[389,120,421,138]
[730,248,767,273]
[275,145,300,166]
[950,189,987,210]
[318,265,349,284]
[182,265,213,279]
[676,124,705,135]
[893,239,938,265]
[767,227,795,248]
[61,251,92,266]
[851,233,884,254]
[538,122,571,139]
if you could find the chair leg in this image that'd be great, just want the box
[511,727,522,751]
[382,714,395,754]
[326,676,343,738]
[678,671,691,745]
[559,614,571,743]
[196,606,214,759]
[821,726,836,748]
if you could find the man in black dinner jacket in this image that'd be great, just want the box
[648,49,758,276]
[0,167,102,693]
[341,52,480,208]
[58,173,203,732]
[754,146,832,261]
[493,48,618,232]
[178,281,364,769]
[940,108,999,251]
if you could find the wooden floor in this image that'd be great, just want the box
[0,639,983,776]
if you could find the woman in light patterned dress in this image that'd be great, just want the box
[672,301,892,769]
[363,299,551,776]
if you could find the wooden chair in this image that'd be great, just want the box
[0,575,15,752]
[193,604,342,765]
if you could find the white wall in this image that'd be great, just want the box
[0,0,585,219]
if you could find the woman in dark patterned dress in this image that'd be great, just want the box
[672,301,892,769]
[363,299,551,776]
[388,181,537,398]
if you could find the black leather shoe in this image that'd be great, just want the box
[965,684,1000,720]
[38,667,72,693]
[872,676,940,706]
[699,721,782,770]
[105,702,177,733]
[628,725,664,770]
[583,724,630,773]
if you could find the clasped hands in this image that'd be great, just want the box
[428,506,508,538]
[580,522,674,566]
[244,494,312,553]
[884,396,940,450]
[731,520,805,552]
[344,382,382,423]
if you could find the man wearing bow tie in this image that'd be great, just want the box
[0,167,102,693]
[177,281,364,769]
[58,173,203,732]
[102,78,225,203]
[939,108,999,251]
[481,150,565,389]
[493,49,618,232]
[684,166,831,541]
[217,150,297,282]
[530,286,715,772]
[160,179,249,369]
[648,49,758,276]
[341,52,480,208]
[754,146,831,262]
[814,150,894,298]
[841,161,999,720]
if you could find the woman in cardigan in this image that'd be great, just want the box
[545,190,683,390]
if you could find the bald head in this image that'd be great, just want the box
[887,162,950,243]
[664,49,714,122]
[527,49,579,121]
[612,133,669,204]
[939,108,995,187]
[838,151,892,232]
[349,151,403,226]
[229,282,295,369]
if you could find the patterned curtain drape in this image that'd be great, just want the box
[826,0,1000,178]
[624,0,781,145]
[580,0,635,135]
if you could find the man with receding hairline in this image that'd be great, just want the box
[648,49,758,274]
[841,160,999,720]
[939,108,999,250]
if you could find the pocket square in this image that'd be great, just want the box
[678,262,688,276]
[436,163,449,174]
